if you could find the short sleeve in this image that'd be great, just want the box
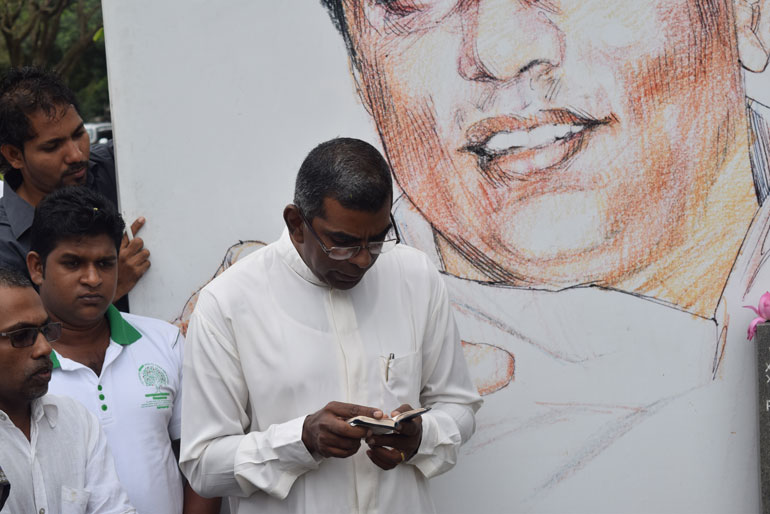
[168,329,185,441]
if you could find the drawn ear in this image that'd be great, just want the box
[735,0,770,72]
[0,143,24,170]
[349,57,373,117]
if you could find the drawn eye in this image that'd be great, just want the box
[369,0,457,31]
[376,0,432,15]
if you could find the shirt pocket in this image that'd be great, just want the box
[61,486,90,514]
[380,351,421,408]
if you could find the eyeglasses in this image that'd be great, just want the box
[299,210,400,261]
[0,322,62,348]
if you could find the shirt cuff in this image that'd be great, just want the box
[409,411,461,478]
[234,415,322,499]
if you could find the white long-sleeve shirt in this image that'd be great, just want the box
[180,230,481,514]
[0,394,135,514]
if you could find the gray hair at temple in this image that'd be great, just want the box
[0,267,32,289]
[294,137,393,220]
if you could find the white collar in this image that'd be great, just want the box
[277,228,328,288]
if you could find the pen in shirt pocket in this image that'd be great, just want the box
[385,353,394,382]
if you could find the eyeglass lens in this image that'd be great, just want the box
[8,323,62,348]
[328,239,398,260]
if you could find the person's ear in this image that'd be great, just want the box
[0,144,25,170]
[735,0,770,72]
[283,204,305,243]
[27,251,45,286]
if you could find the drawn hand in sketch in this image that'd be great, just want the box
[322,0,770,320]
[173,240,265,335]
[461,341,514,395]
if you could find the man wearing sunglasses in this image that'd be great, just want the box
[180,137,481,513]
[25,186,219,514]
[0,267,135,512]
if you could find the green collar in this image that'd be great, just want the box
[106,305,142,346]
[50,305,141,369]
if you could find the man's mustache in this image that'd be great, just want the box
[64,162,88,175]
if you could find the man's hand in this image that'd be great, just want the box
[302,401,383,458]
[115,217,151,301]
[365,404,423,471]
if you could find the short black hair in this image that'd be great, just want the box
[294,137,392,220]
[0,267,32,289]
[319,0,358,65]
[0,66,80,180]
[30,186,124,266]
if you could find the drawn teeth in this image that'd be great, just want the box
[484,124,583,154]
[486,131,530,152]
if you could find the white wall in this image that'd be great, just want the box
[103,2,769,512]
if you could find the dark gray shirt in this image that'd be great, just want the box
[0,141,118,272]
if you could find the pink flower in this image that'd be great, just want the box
[744,291,770,340]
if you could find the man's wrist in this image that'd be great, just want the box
[300,414,316,455]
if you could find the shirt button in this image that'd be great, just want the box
[0,414,6,421]
[101,405,108,411]
[39,509,45,514]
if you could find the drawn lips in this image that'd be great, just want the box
[462,109,612,179]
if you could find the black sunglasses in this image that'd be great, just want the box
[0,322,62,349]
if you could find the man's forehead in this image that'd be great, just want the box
[0,286,46,331]
[318,197,392,231]
[49,234,117,256]
[26,103,81,138]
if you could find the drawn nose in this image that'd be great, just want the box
[458,0,564,83]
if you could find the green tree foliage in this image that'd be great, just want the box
[0,0,109,120]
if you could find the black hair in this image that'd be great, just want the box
[319,0,358,64]
[0,66,80,181]
[0,267,32,289]
[294,137,392,220]
[30,186,125,266]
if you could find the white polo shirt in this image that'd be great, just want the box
[48,306,184,514]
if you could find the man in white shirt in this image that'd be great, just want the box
[0,465,8,510]
[180,138,482,513]
[25,186,220,514]
[0,266,135,513]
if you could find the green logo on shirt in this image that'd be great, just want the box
[138,363,171,410]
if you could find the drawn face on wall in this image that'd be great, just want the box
[342,0,750,288]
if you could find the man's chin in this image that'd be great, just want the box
[69,302,112,324]
[326,271,365,290]
[24,384,49,403]
[62,169,88,186]
[329,279,362,290]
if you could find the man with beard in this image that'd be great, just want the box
[0,66,149,309]
[319,0,770,511]
[0,267,135,513]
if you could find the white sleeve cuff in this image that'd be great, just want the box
[234,415,322,499]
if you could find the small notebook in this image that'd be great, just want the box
[347,407,431,434]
